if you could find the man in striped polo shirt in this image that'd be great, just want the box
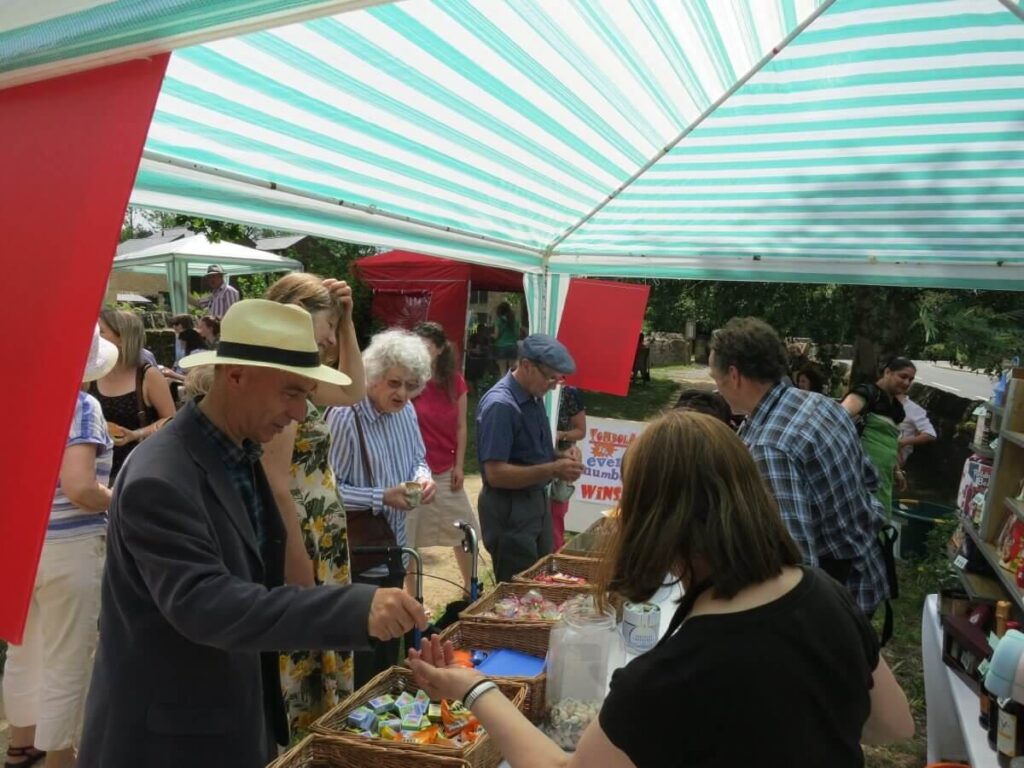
[189,263,240,318]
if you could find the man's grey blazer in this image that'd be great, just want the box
[79,401,376,767]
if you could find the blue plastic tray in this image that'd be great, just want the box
[475,648,546,677]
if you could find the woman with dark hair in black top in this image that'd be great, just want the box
[842,357,917,515]
[407,411,914,767]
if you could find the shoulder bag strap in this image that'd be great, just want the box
[351,405,375,487]
[135,364,150,427]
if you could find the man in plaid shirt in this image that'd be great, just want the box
[709,317,889,616]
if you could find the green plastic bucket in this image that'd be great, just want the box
[893,499,956,559]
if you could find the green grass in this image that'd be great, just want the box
[862,524,955,766]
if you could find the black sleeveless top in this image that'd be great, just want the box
[89,364,158,483]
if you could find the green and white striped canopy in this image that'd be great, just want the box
[3,0,1023,289]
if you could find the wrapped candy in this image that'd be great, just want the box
[347,687,487,747]
[480,590,593,621]
[367,695,396,714]
[347,706,378,732]
[402,713,427,731]
[534,571,587,586]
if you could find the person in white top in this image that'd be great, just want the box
[3,324,117,768]
[897,395,937,467]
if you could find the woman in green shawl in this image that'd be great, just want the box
[841,357,917,516]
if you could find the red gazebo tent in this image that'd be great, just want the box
[354,250,523,356]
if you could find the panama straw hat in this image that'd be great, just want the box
[179,299,351,386]
[82,323,119,383]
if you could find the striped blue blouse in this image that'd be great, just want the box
[49,391,113,541]
[326,397,431,561]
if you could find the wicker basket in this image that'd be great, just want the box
[269,733,469,768]
[435,620,551,723]
[310,666,524,768]
[459,582,593,626]
[559,515,618,557]
[512,554,601,588]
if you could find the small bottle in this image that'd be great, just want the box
[991,602,1013,750]
[997,696,1024,767]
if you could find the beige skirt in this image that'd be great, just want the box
[406,469,480,547]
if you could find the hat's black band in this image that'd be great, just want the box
[216,341,320,368]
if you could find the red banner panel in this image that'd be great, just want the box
[0,56,168,642]
[557,279,650,396]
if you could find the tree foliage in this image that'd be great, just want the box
[643,279,1022,377]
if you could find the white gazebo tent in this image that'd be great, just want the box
[111,233,304,314]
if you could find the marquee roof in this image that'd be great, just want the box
[3,0,1023,289]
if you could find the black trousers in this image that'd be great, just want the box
[351,567,405,688]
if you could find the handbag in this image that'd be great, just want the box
[346,404,398,575]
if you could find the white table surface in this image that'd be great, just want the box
[497,578,685,767]
[922,593,997,766]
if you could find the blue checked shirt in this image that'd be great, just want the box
[326,398,431,563]
[193,402,267,554]
[739,382,889,615]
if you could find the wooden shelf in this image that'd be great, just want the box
[1006,496,1024,522]
[1002,430,1024,449]
[970,442,995,459]
[962,522,1024,613]
[958,570,1005,601]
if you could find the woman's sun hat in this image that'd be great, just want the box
[83,323,119,383]
[179,299,351,386]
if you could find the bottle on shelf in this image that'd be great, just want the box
[991,602,1012,751]
[996,607,1024,765]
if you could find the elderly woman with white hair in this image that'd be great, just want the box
[326,328,436,686]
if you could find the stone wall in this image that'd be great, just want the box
[647,332,693,366]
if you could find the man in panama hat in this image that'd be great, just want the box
[79,300,426,768]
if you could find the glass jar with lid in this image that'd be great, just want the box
[543,601,625,749]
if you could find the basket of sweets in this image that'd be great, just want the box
[435,620,552,723]
[512,554,600,588]
[311,666,525,768]
[460,583,619,627]
[269,732,469,768]
[558,515,618,557]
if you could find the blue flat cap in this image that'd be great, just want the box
[519,334,576,374]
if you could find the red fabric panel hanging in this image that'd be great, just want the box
[355,251,524,355]
[558,279,650,396]
[0,55,169,642]
[369,281,468,357]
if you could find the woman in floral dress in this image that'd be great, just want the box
[261,274,366,734]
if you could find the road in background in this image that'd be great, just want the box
[910,361,996,401]
[839,360,995,401]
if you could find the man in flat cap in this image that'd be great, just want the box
[475,334,584,582]
[188,263,240,318]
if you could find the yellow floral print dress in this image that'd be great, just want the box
[280,402,354,735]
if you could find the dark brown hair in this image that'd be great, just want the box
[674,389,732,424]
[598,411,801,606]
[199,316,220,336]
[795,363,827,394]
[708,317,788,384]
[413,321,456,399]
[170,314,194,330]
